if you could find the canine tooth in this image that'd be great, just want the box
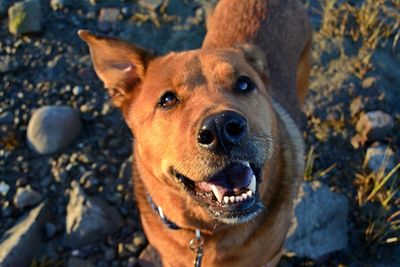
[248,174,256,193]
[210,185,225,203]
[223,196,230,204]
[229,196,235,203]
[242,193,248,200]
[246,190,253,198]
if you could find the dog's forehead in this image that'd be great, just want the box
[146,50,242,91]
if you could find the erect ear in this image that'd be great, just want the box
[237,44,269,79]
[78,30,154,108]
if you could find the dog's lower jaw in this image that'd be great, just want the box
[213,201,265,224]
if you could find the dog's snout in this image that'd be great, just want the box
[197,111,248,151]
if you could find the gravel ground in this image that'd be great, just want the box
[1,0,399,266]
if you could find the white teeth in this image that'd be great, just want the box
[210,185,225,203]
[223,191,254,204]
[248,174,256,193]
[219,171,256,205]
[247,190,253,198]
[223,196,229,204]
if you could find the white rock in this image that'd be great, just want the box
[27,106,82,154]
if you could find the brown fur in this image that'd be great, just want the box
[79,0,311,266]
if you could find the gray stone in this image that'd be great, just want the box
[8,0,42,35]
[65,181,123,248]
[13,185,42,209]
[0,202,50,267]
[364,143,397,173]
[67,257,95,267]
[356,111,394,142]
[72,85,83,96]
[0,181,10,197]
[285,181,349,259]
[27,106,82,154]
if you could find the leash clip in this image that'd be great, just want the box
[189,229,204,267]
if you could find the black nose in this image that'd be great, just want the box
[197,111,248,152]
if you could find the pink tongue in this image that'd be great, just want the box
[196,165,253,202]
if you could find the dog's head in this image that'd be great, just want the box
[79,30,279,224]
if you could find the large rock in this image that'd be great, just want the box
[27,106,82,154]
[285,181,349,259]
[0,202,50,267]
[8,0,42,35]
[65,181,123,248]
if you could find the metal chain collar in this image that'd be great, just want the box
[189,229,204,267]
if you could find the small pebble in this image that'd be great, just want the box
[0,181,10,196]
[13,185,42,209]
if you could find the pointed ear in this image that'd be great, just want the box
[237,44,269,79]
[78,30,154,108]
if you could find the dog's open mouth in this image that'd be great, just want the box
[172,162,264,222]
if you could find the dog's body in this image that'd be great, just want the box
[79,0,311,266]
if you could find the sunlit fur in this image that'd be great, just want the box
[80,0,311,266]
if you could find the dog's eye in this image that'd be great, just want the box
[158,91,180,109]
[235,76,255,93]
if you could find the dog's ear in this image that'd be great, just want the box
[237,44,269,79]
[78,30,154,108]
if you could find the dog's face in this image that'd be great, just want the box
[79,31,278,224]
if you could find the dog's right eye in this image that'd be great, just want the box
[235,76,256,93]
[158,91,180,109]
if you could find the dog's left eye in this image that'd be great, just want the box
[235,76,255,93]
[158,91,180,109]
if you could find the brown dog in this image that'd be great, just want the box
[79,0,311,266]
